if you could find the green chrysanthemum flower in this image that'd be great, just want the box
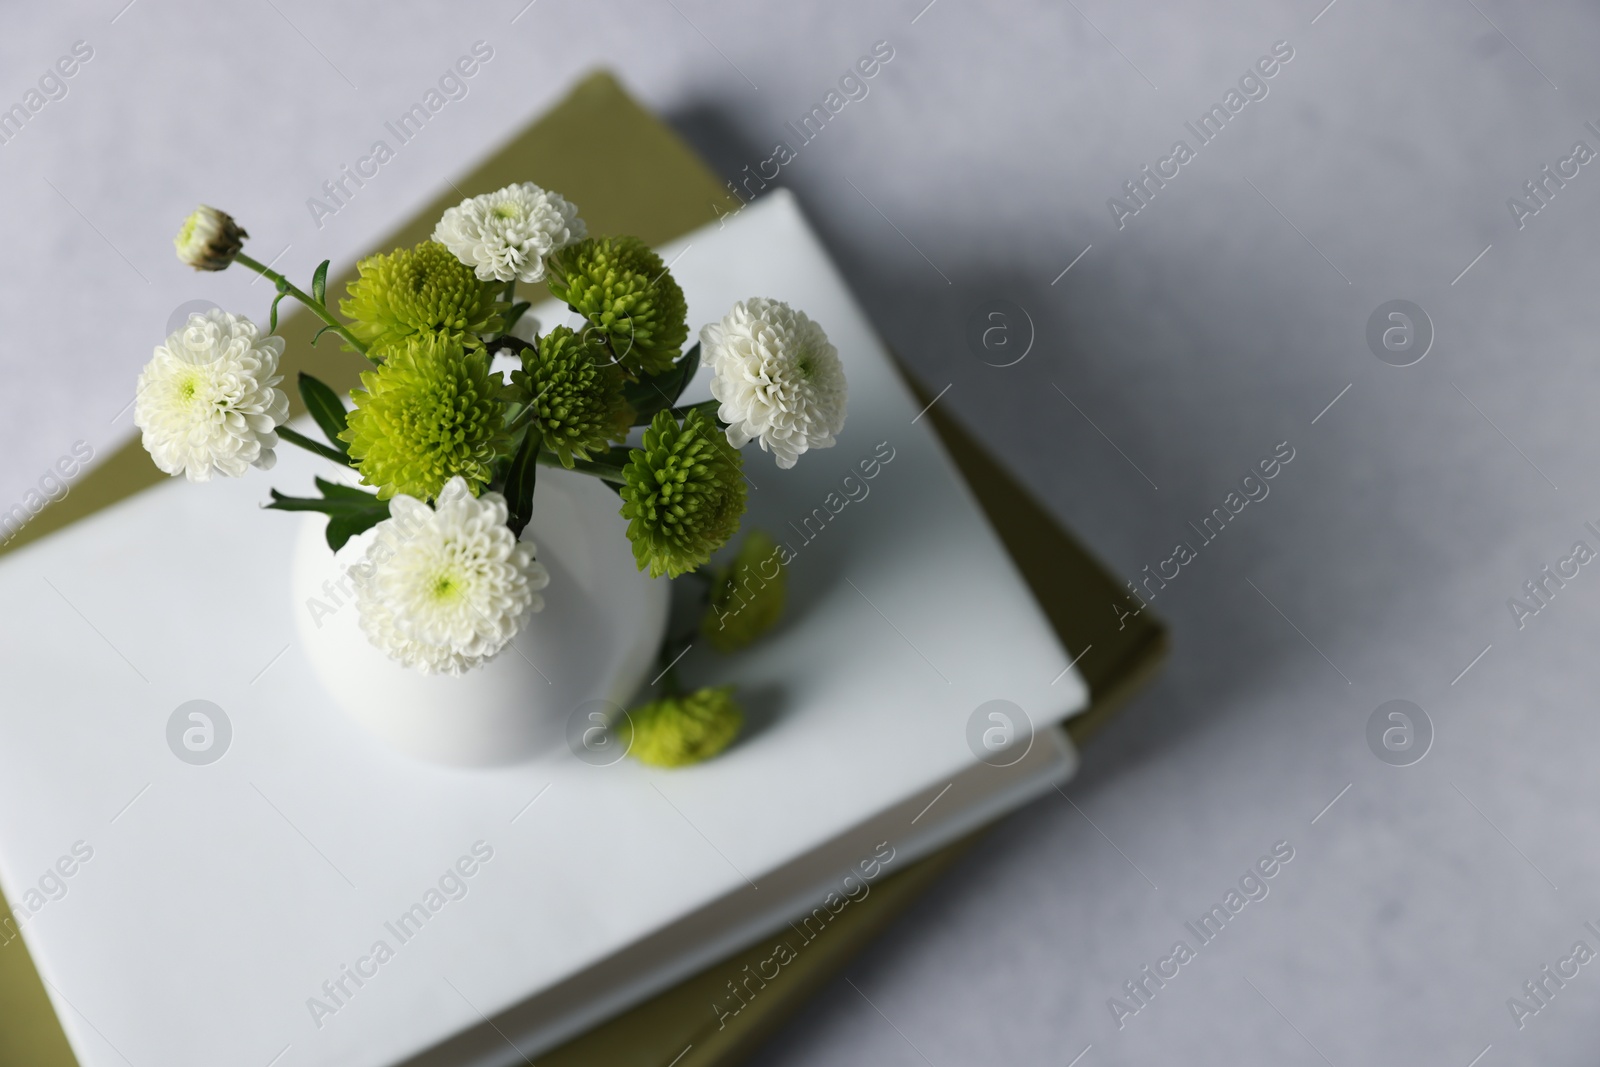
[509,326,632,468]
[620,409,747,578]
[701,530,786,652]
[622,686,742,767]
[339,241,503,357]
[546,236,688,376]
[340,332,509,501]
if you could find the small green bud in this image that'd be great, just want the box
[701,531,786,652]
[623,687,743,767]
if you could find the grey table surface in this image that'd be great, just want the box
[4,1,1599,1064]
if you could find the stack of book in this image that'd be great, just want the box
[0,73,1163,1067]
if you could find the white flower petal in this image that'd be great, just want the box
[699,298,846,468]
[133,309,290,482]
[432,182,586,284]
[351,476,548,675]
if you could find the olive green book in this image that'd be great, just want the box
[0,71,1164,1067]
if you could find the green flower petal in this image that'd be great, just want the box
[340,241,503,357]
[509,326,632,468]
[340,332,509,501]
[701,531,786,652]
[546,236,688,376]
[623,686,742,767]
[619,409,746,578]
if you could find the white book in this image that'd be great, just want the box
[410,725,1077,1064]
[0,191,1088,1067]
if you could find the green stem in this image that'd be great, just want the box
[668,399,720,421]
[654,634,693,696]
[278,426,354,467]
[504,402,535,435]
[235,252,370,358]
[541,450,627,483]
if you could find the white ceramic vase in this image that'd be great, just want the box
[290,467,669,766]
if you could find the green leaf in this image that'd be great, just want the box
[503,300,533,333]
[268,289,290,334]
[276,426,349,466]
[311,259,330,307]
[310,323,340,347]
[667,399,721,422]
[297,373,350,456]
[504,428,542,537]
[556,446,630,484]
[487,449,515,493]
[324,511,386,553]
[624,344,701,425]
[265,478,389,551]
[670,342,700,406]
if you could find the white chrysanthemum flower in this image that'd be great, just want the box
[700,298,847,469]
[173,205,247,271]
[134,309,289,482]
[352,477,550,675]
[433,182,585,284]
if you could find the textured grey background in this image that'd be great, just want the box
[5,0,1600,1064]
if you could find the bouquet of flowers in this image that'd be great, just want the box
[137,184,847,765]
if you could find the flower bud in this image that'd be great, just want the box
[174,206,248,271]
[701,530,786,652]
[622,687,743,767]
